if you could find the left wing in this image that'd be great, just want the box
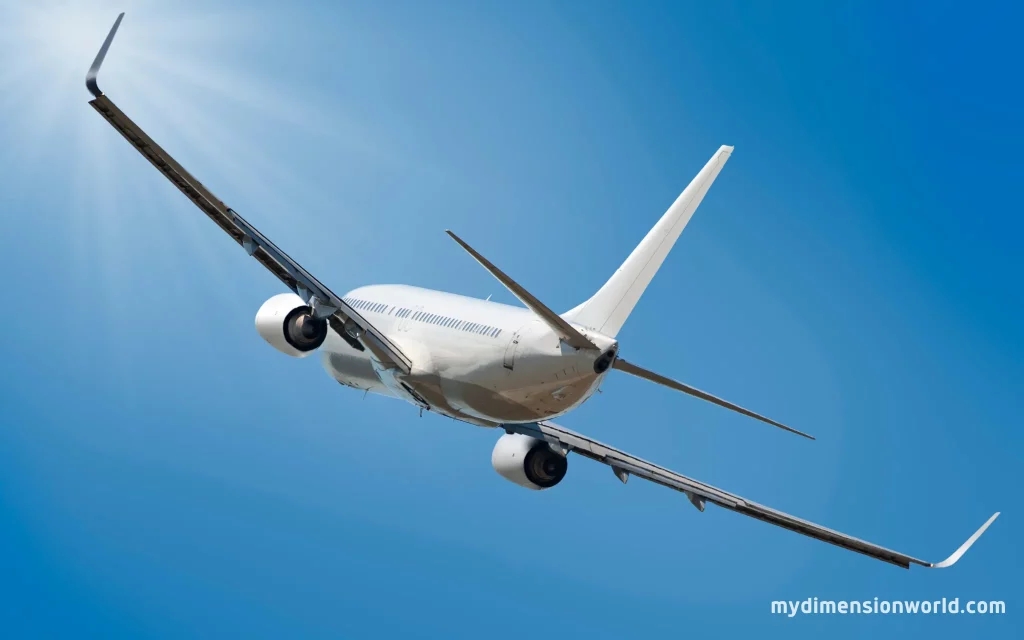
[85,14,412,374]
[506,421,999,569]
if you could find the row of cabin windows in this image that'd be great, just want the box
[344,297,502,338]
[347,298,389,314]
[395,308,503,338]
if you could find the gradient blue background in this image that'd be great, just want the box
[1,1,1020,637]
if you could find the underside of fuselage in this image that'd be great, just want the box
[321,285,617,425]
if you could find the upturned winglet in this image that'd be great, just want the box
[927,512,1000,568]
[86,12,125,98]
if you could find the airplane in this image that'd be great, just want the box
[84,14,999,569]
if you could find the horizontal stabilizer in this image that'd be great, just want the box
[613,357,813,439]
[446,230,598,350]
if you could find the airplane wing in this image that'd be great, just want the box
[84,14,412,374]
[506,421,999,569]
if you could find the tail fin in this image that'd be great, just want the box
[564,145,733,336]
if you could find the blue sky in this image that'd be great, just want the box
[0,0,1020,637]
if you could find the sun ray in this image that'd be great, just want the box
[0,0,429,366]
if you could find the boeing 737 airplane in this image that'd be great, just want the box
[85,14,998,569]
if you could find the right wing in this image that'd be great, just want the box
[507,421,999,569]
[85,14,412,374]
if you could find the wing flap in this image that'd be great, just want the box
[507,421,998,569]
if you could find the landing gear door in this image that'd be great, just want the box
[503,326,524,370]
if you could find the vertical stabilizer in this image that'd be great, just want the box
[564,145,733,336]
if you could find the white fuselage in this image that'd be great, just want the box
[321,284,618,426]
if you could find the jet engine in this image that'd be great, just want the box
[491,433,568,490]
[255,293,329,358]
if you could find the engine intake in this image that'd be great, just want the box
[255,293,329,358]
[492,433,568,490]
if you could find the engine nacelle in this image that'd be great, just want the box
[255,293,329,358]
[491,433,568,490]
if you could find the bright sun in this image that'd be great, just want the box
[0,0,340,322]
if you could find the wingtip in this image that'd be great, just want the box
[86,12,126,98]
[929,512,1000,568]
[782,424,816,440]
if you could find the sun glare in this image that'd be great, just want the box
[0,1,359,330]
